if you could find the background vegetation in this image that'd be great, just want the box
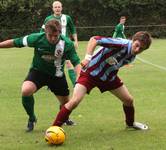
[0,0,166,40]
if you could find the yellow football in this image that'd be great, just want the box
[45,126,65,145]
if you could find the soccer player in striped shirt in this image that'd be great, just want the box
[53,31,152,130]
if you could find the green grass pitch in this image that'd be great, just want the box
[0,39,166,150]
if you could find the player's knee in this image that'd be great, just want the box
[66,97,81,110]
[21,87,34,96]
[21,81,37,96]
[123,96,134,106]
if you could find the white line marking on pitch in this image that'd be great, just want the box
[136,56,166,71]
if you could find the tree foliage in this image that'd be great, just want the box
[0,0,166,40]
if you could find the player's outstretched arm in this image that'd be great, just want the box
[74,64,81,80]
[72,33,78,50]
[0,39,14,48]
[81,36,97,68]
[86,36,97,55]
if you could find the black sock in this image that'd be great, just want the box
[22,95,36,121]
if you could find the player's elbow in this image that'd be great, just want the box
[88,36,98,45]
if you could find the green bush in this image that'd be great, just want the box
[0,0,166,40]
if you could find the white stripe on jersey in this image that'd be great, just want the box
[61,14,67,36]
[23,35,28,46]
[42,24,45,29]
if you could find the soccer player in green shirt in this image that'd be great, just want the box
[113,16,133,67]
[41,1,78,86]
[0,19,81,132]
[113,16,126,39]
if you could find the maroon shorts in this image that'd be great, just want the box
[77,71,123,93]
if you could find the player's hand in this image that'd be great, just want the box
[74,41,78,50]
[81,59,90,69]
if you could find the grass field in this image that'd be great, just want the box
[0,39,166,150]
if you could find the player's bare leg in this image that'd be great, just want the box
[110,85,148,130]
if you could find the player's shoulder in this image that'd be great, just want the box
[116,23,122,27]
[62,14,72,19]
[29,32,44,37]
[60,35,72,42]
[44,15,54,21]
[118,23,124,27]
[28,32,45,41]
[60,35,74,47]
[116,38,131,46]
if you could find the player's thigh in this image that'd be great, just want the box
[49,76,69,97]
[65,83,87,110]
[110,85,133,105]
[22,69,47,96]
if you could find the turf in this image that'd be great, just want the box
[0,39,166,150]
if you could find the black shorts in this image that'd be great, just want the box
[24,69,69,96]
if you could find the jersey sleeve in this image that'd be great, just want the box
[13,33,40,47]
[13,36,26,47]
[65,41,80,66]
[67,15,76,35]
[94,36,129,48]
[112,25,119,38]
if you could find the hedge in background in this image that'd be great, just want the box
[0,0,166,40]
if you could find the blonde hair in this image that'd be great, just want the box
[52,1,62,7]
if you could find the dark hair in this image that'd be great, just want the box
[132,31,152,50]
[45,19,61,33]
[120,16,126,20]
